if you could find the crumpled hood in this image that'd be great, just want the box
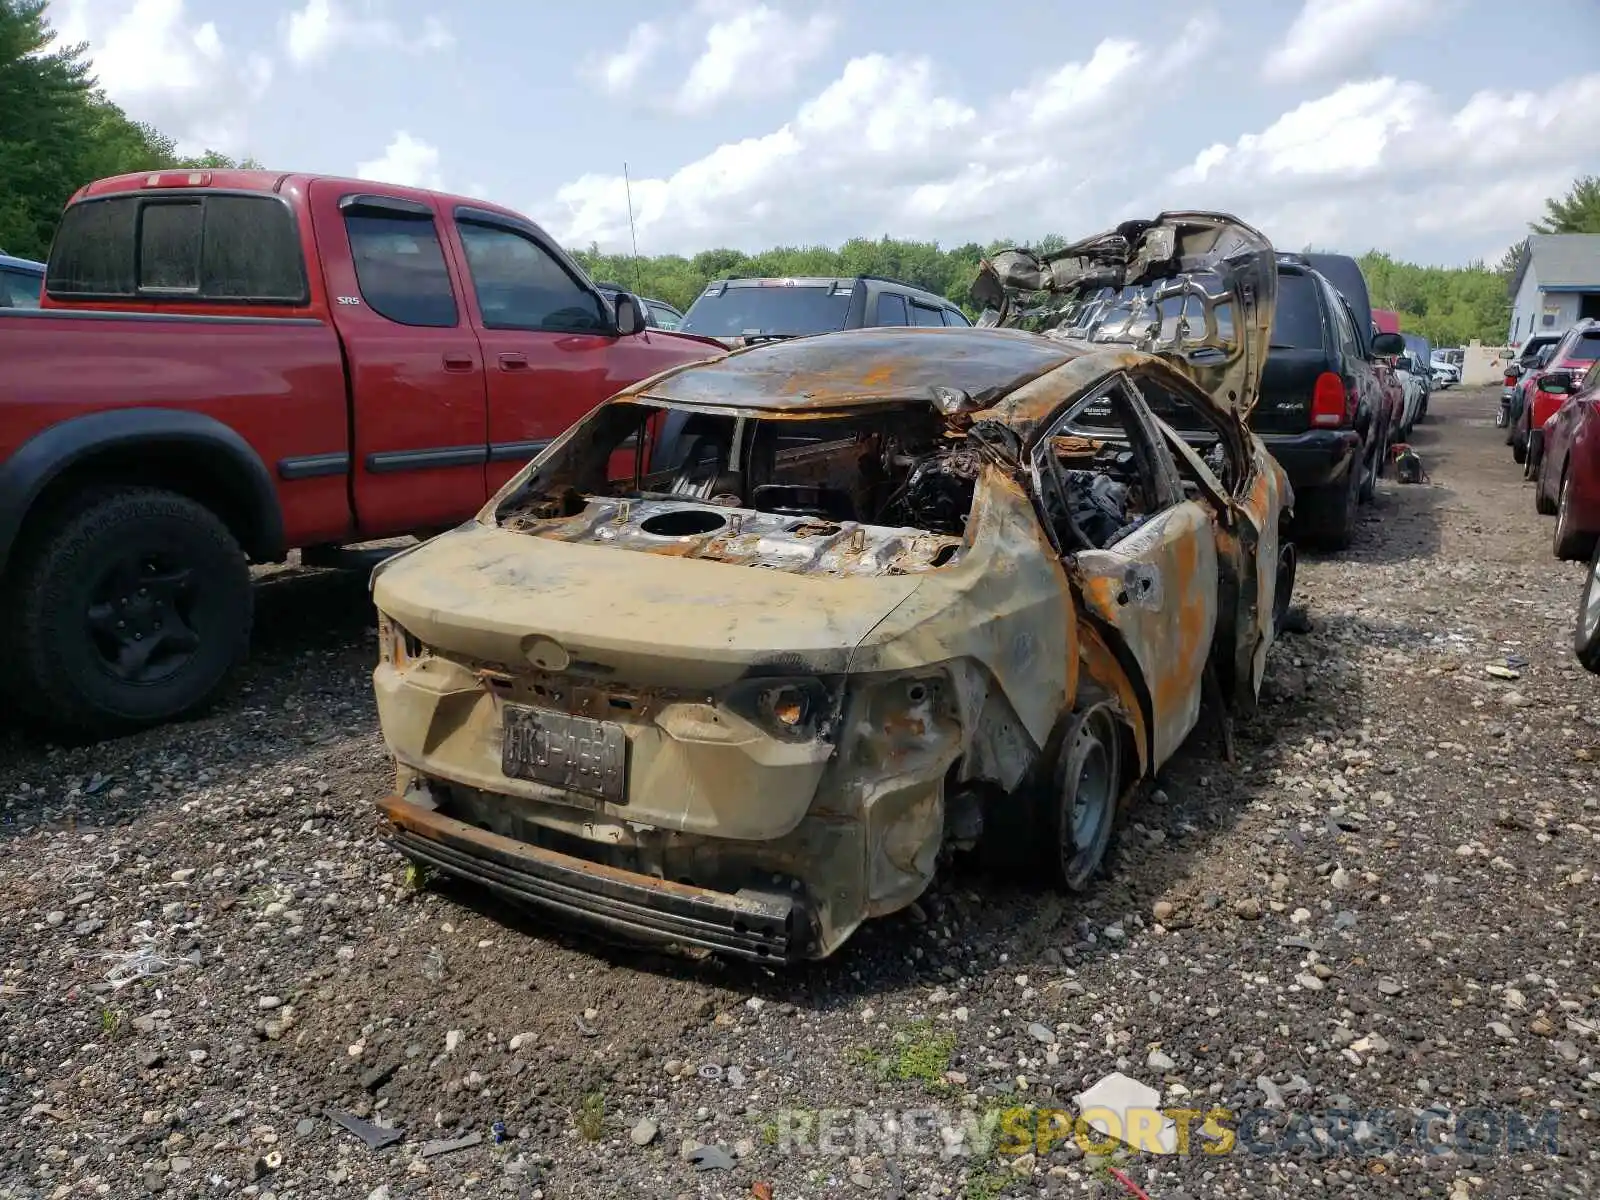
[970,211,1275,419]
[371,522,925,687]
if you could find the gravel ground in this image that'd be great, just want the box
[3,384,1599,1200]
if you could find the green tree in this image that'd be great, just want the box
[1532,176,1600,235]
[0,0,263,259]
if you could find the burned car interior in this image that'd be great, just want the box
[493,368,1239,573]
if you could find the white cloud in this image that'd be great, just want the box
[356,132,443,191]
[583,3,834,112]
[283,0,452,67]
[1163,72,1600,257]
[49,0,271,153]
[1264,0,1441,85]
[543,35,1158,254]
[676,5,835,114]
[586,21,665,95]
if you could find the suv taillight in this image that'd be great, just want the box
[1505,372,1519,387]
[1311,372,1349,428]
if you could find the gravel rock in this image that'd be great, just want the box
[0,393,1591,1197]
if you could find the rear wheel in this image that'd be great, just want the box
[1358,427,1379,504]
[1554,470,1593,561]
[2,488,252,732]
[1576,545,1600,673]
[1042,705,1122,892]
[1299,452,1360,550]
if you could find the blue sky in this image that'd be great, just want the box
[47,0,1600,266]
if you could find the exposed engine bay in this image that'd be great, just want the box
[496,401,1155,576]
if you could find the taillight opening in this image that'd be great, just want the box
[1311,372,1349,428]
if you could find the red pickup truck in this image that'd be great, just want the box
[0,170,724,733]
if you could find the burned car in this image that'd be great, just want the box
[368,212,1294,962]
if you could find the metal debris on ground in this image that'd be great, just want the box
[697,1063,723,1081]
[100,939,190,989]
[688,1144,736,1171]
[326,1107,405,1150]
[420,1130,482,1158]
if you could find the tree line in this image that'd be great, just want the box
[5,0,1598,347]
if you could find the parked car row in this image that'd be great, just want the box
[1496,320,1600,669]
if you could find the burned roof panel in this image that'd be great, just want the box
[637,325,1080,412]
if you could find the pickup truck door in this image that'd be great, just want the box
[444,208,672,492]
[308,182,489,536]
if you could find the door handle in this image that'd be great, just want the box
[443,353,475,372]
[498,352,529,371]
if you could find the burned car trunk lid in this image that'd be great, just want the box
[372,522,924,684]
[972,212,1275,420]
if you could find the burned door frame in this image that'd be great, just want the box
[1026,372,1222,768]
[1118,359,1279,708]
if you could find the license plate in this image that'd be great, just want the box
[500,705,627,802]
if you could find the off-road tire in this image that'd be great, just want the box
[1576,545,1600,674]
[2,487,252,733]
[1042,705,1122,892]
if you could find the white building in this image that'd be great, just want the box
[1508,235,1600,345]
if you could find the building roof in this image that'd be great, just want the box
[1515,235,1600,295]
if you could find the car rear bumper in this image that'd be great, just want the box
[1256,428,1361,489]
[376,794,801,962]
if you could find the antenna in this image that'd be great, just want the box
[623,162,642,294]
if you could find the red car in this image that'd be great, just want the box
[1536,342,1600,559]
[1522,320,1600,478]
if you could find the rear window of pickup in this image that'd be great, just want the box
[47,193,308,304]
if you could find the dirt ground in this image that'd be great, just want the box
[3,384,1599,1200]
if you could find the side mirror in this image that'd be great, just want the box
[1505,363,1524,379]
[1370,332,1406,357]
[1540,370,1576,396]
[612,292,645,336]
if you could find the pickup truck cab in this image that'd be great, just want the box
[0,170,725,733]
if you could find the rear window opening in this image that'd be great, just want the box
[681,284,854,338]
[46,193,308,304]
[497,401,969,534]
[1268,271,1326,351]
[492,401,991,577]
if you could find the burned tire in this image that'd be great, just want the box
[3,488,252,733]
[1042,705,1122,893]
[1576,545,1600,674]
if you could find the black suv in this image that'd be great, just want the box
[1252,253,1403,549]
[679,276,970,346]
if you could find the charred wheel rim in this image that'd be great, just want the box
[1058,707,1119,891]
[84,550,202,684]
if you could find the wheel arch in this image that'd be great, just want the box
[0,408,285,576]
